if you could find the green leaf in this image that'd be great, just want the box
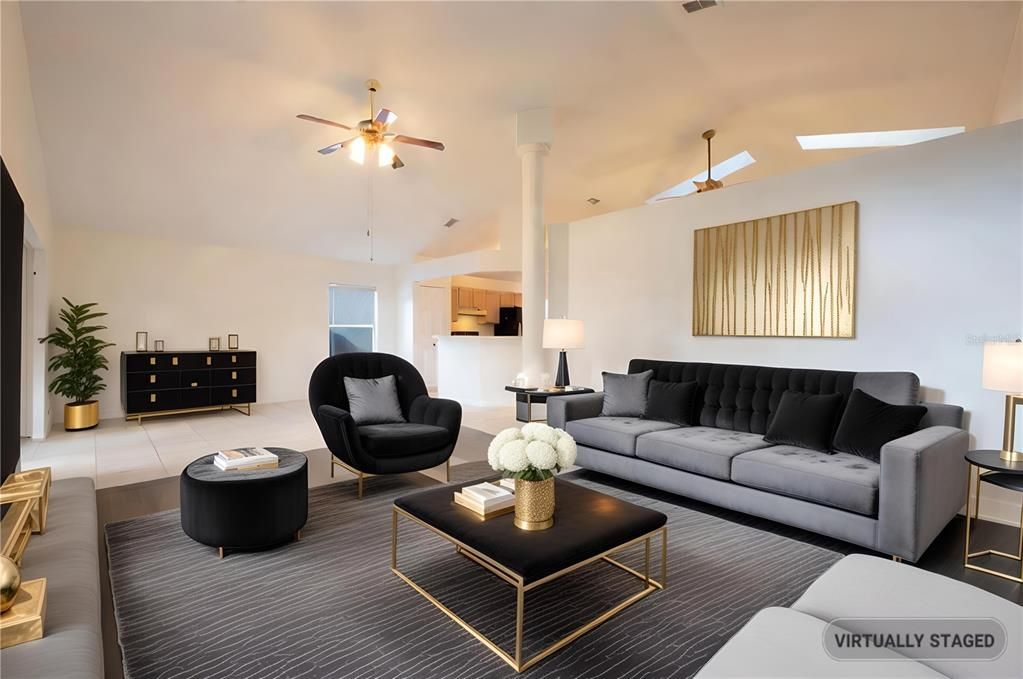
[39,299,114,403]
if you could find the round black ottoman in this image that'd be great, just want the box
[180,448,307,557]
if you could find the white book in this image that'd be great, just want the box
[462,482,513,509]
[498,478,517,492]
[214,447,277,469]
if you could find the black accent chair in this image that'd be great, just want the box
[309,352,461,498]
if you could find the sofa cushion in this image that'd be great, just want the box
[763,390,844,452]
[601,370,653,417]
[731,446,880,515]
[645,380,698,426]
[635,427,771,480]
[793,554,1023,679]
[694,607,945,679]
[833,389,927,462]
[566,417,678,457]
[357,423,450,457]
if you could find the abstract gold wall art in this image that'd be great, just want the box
[693,201,857,337]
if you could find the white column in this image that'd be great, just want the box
[519,142,548,386]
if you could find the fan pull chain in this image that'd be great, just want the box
[367,167,375,262]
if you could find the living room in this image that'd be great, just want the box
[1,1,1021,677]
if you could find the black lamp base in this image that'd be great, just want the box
[555,350,570,388]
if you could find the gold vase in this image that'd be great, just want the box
[64,401,99,431]
[514,477,555,531]
[0,555,21,614]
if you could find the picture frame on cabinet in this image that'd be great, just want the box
[228,334,239,350]
[135,332,148,352]
[209,337,221,351]
[154,340,165,352]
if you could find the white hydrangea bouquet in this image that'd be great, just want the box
[488,422,577,482]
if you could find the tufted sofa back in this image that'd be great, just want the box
[628,359,920,435]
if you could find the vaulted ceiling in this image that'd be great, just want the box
[19,1,1021,264]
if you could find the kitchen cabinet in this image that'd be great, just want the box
[514,293,523,307]
[499,292,516,307]
[457,287,474,308]
[485,291,501,324]
[472,288,486,310]
[450,287,460,322]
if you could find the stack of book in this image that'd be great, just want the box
[214,447,278,471]
[453,480,516,519]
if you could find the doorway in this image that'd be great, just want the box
[413,284,448,390]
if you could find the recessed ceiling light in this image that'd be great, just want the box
[443,218,459,228]
[586,197,601,205]
[796,127,965,150]
[646,150,756,203]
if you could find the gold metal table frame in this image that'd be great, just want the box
[963,463,1023,583]
[390,506,667,673]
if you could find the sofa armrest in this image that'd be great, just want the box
[409,395,462,440]
[878,425,969,561]
[547,392,604,429]
[315,404,364,464]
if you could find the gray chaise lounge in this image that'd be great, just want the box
[548,359,968,562]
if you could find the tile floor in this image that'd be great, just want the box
[19,400,519,490]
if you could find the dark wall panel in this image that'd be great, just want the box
[1,158,25,483]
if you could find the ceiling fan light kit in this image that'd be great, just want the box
[297,79,445,170]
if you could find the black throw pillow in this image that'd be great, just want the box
[764,390,844,452]
[833,388,927,462]
[645,380,697,426]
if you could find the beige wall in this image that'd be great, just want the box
[993,7,1023,124]
[50,227,399,421]
[1,1,54,248]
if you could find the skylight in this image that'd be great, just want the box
[646,150,756,203]
[796,127,965,150]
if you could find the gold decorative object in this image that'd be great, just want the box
[0,577,47,648]
[514,478,555,531]
[64,400,99,430]
[981,341,1023,462]
[1,467,52,567]
[693,201,858,337]
[0,555,21,613]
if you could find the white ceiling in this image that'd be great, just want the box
[20,1,1021,264]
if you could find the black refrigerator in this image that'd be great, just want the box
[495,306,522,336]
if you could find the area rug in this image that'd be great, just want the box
[106,461,843,679]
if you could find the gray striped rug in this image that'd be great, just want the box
[106,462,843,679]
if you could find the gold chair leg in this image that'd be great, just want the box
[218,547,224,559]
[357,472,364,499]
[445,459,450,483]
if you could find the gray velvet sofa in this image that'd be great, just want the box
[548,359,969,562]
[0,477,104,678]
[696,554,1023,678]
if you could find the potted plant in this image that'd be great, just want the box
[488,423,577,531]
[39,298,115,431]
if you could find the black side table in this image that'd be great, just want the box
[964,449,1023,583]
[505,386,595,423]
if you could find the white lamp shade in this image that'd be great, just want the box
[982,341,1023,393]
[542,318,585,350]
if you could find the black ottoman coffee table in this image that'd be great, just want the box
[180,447,308,558]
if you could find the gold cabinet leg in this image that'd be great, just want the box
[964,465,975,566]
[514,583,524,670]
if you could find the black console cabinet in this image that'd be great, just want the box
[121,350,256,422]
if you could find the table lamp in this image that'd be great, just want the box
[542,319,585,389]
[982,340,1023,462]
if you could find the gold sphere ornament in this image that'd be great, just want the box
[0,555,22,613]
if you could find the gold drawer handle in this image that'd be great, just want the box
[172,357,179,366]
[206,356,212,366]
[191,382,198,387]
[150,375,156,384]
[231,388,238,398]
[231,355,237,364]
[150,394,157,403]
[149,357,156,366]
[231,371,237,380]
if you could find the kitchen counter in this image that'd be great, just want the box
[436,335,521,407]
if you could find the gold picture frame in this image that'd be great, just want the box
[693,201,857,337]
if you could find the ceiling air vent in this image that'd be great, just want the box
[443,218,459,228]
[586,197,600,205]
[682,0,718,13]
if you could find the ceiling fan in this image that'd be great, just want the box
[297,79,445,170]
[693,129,724,193]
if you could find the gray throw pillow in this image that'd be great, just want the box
[601,370,653,417]
[343,375,406,425]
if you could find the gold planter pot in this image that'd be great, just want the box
[64,401,99,431]
[514,477,555,531]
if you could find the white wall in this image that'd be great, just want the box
[50,227,399,421]
[567,120,1023,524]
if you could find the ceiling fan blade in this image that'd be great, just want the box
[317,137,357,155]
[297,114,353,131]
[393,134,445,151]
[374,108,398,127]
[391,155,405,170]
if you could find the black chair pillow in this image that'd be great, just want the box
[764,390,844,453]
[832,388,927,462]
[645,380,698,426]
